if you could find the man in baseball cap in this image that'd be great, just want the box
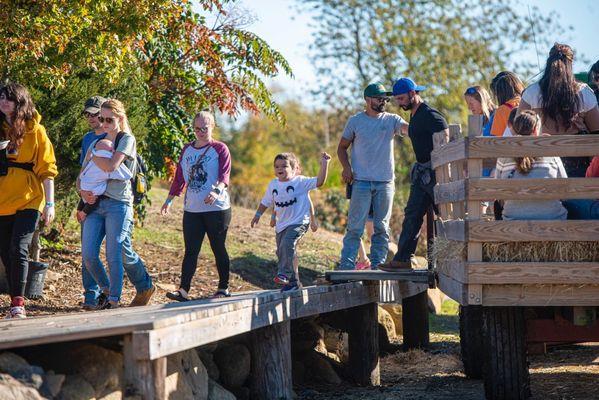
[82,95,106,115]
[379,78,448,272]
[336,82,408,271]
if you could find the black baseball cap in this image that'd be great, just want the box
[83,96,107,114]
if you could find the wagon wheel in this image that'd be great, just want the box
[459,305,484,379]
[482,306,531,400]
[402,291,429,349]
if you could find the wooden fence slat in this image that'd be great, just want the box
[469,220,599,242]
[482,284,599,306]
[434,180,467,204]
[469,135,599,158]
[468,262,599,284]
[468,177,599,200]
[430,139,467,169]
[435,220,466,241]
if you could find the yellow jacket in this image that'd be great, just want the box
[0,112,58,216]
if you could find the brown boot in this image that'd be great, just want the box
[378,260,413,272]
[129,284,156,307]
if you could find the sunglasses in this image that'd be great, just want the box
[98,116,116,124]
[370,96,389,102]
[84,111,100,118]
[465,87,477,95]
[194,126,210,133]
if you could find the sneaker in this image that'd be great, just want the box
[81,302,97,311]
[101,301,119,310]
[281,282,300,293]
[274,274,289,285]
[210,288,231,299]
[5,306,26,319]
[166,289,190,302]
[129,284,156,307]
[96,293,109,310]
[356,260,371,270]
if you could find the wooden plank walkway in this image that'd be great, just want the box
[0,281,421,399]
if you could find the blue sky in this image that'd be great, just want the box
[238,0,599,105]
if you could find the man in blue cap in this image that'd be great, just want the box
[380,78,448,271]
[337,82,408,270]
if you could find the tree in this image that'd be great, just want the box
[297,0,568,122]
[0,0,292,224]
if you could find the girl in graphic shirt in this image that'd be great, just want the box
[161,111,232,300]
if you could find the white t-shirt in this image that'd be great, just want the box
[79,149,133,195]
[260,175,317,233]
[522,82,598,112]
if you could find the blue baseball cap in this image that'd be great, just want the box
[392,78,426,95]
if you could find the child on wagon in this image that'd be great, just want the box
[251,152,330,292]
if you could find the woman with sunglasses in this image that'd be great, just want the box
[464,85,496,137]
[161,111,232,301]
[78,99,154,309]
[0,82,57,319]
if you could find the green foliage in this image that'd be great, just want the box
[0,1,292,226]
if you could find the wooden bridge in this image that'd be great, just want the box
[0,280,426,399]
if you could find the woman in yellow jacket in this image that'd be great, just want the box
[0,83,57,319]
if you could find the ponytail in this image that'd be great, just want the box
[512,110,541,174]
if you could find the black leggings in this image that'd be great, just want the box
[0,209,40,298]
[181,209,231,292]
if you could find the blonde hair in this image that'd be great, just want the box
[464,85,496,124]
[101,99,131,134]
[512,110,541,174]
[194,111,215,127]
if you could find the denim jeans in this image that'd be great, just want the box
[393,165,436,262]
[81,198,152,303]
[339,180,394,270]
[563,199,599,220]
[276,224,308,282]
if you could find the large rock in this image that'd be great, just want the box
[291,319,324,353]
[322,326,348,363]
[378,306,396,341]
[58,374,96,400]
[43,370,65,398]
[213,344,250,388]
[0,373,44,400]
[59,344,122,396]
[165,349,209,400]
[207,379,236,400]
[0,352,44,390]
[380,303,403,335]
[428,288,447,315]
[197,349,219,381]
[302,352,341,385]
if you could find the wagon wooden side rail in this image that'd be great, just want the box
[431,116,599,307]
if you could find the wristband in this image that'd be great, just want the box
[165,198,173,205]
[45,201,55,207]
[255,211,263,218]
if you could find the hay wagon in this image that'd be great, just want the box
[431,116,599,400]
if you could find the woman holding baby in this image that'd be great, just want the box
[78,99,153,310]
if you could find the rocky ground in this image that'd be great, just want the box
[1,185,598,399]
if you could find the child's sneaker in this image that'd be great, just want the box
[5,306,26,319]
[274,273,289,285]
[96,292,109,310]
[356,260,371,270]
[281,282,300,293]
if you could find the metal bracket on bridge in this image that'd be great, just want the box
[325,269,436,288]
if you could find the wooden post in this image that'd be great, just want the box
[467,115,484,305]
[250,320,293,400]
[348,302,380,386]
[123,335,167,400]
[432,131,450,219]
[402,291,430,349]
[448,124,464,219]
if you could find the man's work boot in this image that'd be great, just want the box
[129,284,156,307]
[378,260,413,272]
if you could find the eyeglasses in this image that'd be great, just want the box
[194,126,209,133]
[99,116,116,124]
[465,87,477,95]
[84,112,100,118]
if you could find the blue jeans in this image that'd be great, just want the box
[81,198,152,303]
[339,180,394,270]
[563,199,599,220]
